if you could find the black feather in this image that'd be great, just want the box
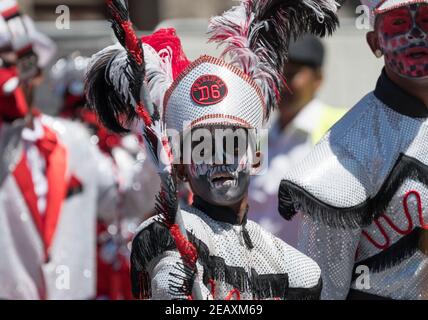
[208,0,340,119]
[251,0,340,89]
[85,48,135,133]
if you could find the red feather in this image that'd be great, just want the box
[142,28,190,80]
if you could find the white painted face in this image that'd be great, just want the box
[183,126,255,207]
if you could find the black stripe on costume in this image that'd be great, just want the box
[130,220,322,300]
[347,289,393,300]
[352,227,422,277]
[278,153,428,229]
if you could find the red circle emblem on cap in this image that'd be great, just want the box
[191,75,228,106]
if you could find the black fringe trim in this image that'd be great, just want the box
[130,220,321,300]
[130,221,176,299]
[284,278,323,301]
[279,153,428,229]
[347,289,393,300]
[168,261,197,299]
[352,227,422,278]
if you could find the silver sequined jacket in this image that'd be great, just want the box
[279,70,428,300]
[130,204,322,300]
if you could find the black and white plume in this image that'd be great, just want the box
[208,0,341,118]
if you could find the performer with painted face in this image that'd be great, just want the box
[85,0,340,299]
[279,0,428,300]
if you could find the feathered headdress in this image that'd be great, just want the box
[208,0,340,118]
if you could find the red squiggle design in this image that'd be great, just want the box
[379,190,414,235]
[409,190,428,230]
[362,220,391,250]
[363,190,425,249]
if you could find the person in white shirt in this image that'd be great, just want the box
[249,35,346,247]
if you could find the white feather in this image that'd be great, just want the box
[143,43,174,113]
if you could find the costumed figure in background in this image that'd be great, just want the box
[85,0,341,300]
[0,0,119,299]
[279,0,428,300]
[49,53,159,299]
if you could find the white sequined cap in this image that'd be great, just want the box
[163,55,266,133]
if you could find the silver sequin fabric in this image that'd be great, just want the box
[137,206,321,300]
[283,92,428,299]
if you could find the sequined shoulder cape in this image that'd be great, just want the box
[279,80,428,229]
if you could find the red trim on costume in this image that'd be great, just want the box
[375,0,428,15]
[169,223,198,265]
[189,114,252,129]
[136,103,152,127]
[377,191,415,235]
[225,288,241,300]
[13,124,68,260]
[0,67,29,121]
[38,126,68,251]
[13,152,44,237]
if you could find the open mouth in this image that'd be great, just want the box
[405,47,428,60]
[209,171,237,188]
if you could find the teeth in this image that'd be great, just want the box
[206,166,239,189]
[210,178,237,189]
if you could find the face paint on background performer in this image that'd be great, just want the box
[377,4,428,79]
